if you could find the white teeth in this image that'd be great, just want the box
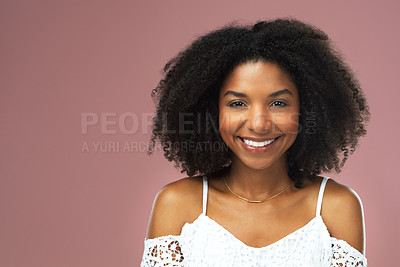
[243,138,275,147]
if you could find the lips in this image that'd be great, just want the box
[241,138,275,147]
[238,136,281,153]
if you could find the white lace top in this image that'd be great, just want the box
[141,177,367,266]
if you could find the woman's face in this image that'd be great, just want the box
[218,61,300,171]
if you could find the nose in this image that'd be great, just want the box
[246,106,272,134]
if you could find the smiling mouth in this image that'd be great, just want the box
[238,136,280,148]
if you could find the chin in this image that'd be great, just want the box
[237,158,278,171]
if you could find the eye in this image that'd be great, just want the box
[228,101,247,108]
[270,100,287,107]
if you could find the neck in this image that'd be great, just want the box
[225,155,292,200]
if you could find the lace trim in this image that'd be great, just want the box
[141,235,367,266]
[140,235,367,267]
[331,238,367,266]
[141,235,183,267]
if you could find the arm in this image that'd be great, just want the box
[146,182,188,239]
[322,179,367,265]
[141,178,200,267]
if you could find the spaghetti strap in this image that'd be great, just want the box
[202,176,208,215]
[316,177,329,216]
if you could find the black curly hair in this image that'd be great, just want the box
[148,18,370,187]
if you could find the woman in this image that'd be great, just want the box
[141,18,369,266]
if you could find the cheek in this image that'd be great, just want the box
[218,111,232,143]
[219,109,244,137]
[218,109,245,147]
[288,113,300,133]
[274,112,300,134]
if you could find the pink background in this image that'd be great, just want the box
[1,0,398,266]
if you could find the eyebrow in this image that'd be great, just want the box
[268,89,293,97]
[224,89,293,98]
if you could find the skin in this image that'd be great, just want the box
[218,60,299,197]
[146,61,365,255]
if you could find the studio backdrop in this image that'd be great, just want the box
[1,0,398,266]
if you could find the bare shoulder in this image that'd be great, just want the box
[322,178,365,254]
[145,176,203,239]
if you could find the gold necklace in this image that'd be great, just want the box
[223,177,290,203]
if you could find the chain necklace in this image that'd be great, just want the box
[223,177,290,203]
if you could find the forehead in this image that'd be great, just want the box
[220,61,297,95]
